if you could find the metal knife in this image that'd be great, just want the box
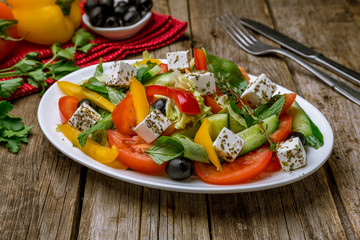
[240,18,360,86]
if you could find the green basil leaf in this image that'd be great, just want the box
[174,136,209,163]
[146,136,184,165]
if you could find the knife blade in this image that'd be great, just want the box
[240,18,360,86]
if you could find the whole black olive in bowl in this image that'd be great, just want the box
[84,0,99,15]
[89,6,105,27]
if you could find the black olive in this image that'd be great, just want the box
[137,0,153,12]
[84,0,99,14]
[127,0,137,6]
[166,158,194,181]
[288,132,307,146]
[123,10,141,26]
[127,5,137,12]
[77,99,96,109]
[114,2,128,18]
[104,16,120,27]
[89,6,105,27]
[152,99,167,115]
[99,0,114,8]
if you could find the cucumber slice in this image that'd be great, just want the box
[287,101,324,149]
[207,113,229,141]
[144,72,173,86]
[237,115,279,155]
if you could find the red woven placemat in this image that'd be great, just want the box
[0,12,187,100]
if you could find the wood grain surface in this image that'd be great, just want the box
[0,0,359,239]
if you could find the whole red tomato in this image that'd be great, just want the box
[0,2,18,62]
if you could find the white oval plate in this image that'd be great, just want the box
[38,60,334,194]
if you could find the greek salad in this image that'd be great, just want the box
[57,48,324,185]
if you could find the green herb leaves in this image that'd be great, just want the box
[204,49,247,97]
[146,135,209,165]
[136,61,161,83]
[0,28,94,98]
[0,101,32,153]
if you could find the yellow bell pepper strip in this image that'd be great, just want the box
[139,59,162,65]
[58,124,122,166]
[7,0,81,45]
[130,77,150,124]
[57,81,115,112]
[194,118,222,170]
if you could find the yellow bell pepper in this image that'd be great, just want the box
[130,77,150,124]
[194,118,222,170]
[139,59,162,65]
[7,0,81,45]
[58,124,123,167]
[58,81,115,112]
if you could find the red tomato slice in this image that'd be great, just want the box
[158,63,168,74]
[107,130,166,174]
[269,113,292,143]
[112,93,137,135]
[194,48,208,71]
[194,146,273,185]
[204,94,222,113]
[281,93,297,115]
[58,96,80,123]
[265,155,282,172]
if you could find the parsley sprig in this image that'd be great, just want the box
[0,28,95,97]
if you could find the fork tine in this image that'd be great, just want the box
[217,17,250,50]
[218,16,250,47]
[228,12,257,43]
[223,14,254,45]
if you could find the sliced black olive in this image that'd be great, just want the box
[166,158,194,181]
[104,16,120,27]
[77,99,96,109]
[127,0,137,6]
[89,6,105,27]
[123,10,141,26]
[84,0,99,14]
[127,5,137,12]
[152,99,167,115]
[288,132,307,146]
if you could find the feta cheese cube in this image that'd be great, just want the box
[68,103,101,132]
[166,51,189,71]
[213,127,246,162]
[185,71,216,95]
[276,137,307,171]
[133,109,171,143]
[240,73,277,106]
[106,61,137,86]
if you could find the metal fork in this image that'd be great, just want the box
[217,13,360,106]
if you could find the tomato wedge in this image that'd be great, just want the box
[269,113,292,143]
[108,130,166,174]
[58,96,79,123]
[194,146,273,185]
[281,93,297,115]
[204,94,223,113]
[265,155,282,172]
[112,93,137,135]
[158,63,168,74]
[194,47,207,71]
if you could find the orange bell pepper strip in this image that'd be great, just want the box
[194,118,222,170]
[129,77,150,124]
[57,81,115,112]
[58,124,124,167]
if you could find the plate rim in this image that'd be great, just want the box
[37,59,334,194]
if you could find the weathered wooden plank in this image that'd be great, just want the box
[188,0,346,238]
[268,0,360,238]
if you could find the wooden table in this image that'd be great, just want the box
[1,0,360,239]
